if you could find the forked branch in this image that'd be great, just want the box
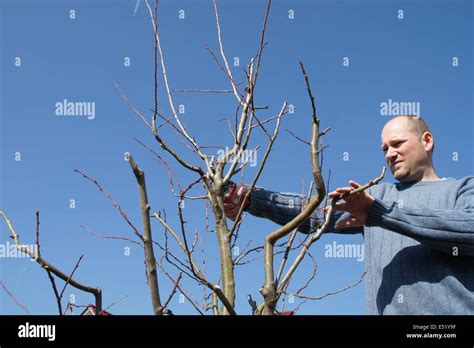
[0,211,103,314]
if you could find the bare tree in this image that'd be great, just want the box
[110,0,385,315]
[1,0,384,316]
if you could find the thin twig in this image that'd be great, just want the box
[218,118,236,141]
[103,294,128,312]
[35,210,41,258]
[250,0,272,87]
[59,255,85,301]
[286,271,367,300]
[133,137,179,194]
[285,128,310,145]
[174,89,233,93]
[152,0,158,131]
[75,169,144,242]
[115,82,153,131]
[0,280,30,315]
[81,225,144,248]
[46,270,63,315]
[211,0,245,105]
[247,113,281,131]
[162,273,183,310]
[295,252,318,295]
[157,261,205,315]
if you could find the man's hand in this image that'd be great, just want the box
[327,180,375,228]
[223,185,250,221]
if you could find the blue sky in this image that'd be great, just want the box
[0,0,472,315]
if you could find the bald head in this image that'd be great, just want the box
[381,115,438,182]
[385,115,431,138]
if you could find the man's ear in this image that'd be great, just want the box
[422,131,434,152]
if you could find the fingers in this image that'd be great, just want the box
[224,185,249,220]
[236,186,250,208]
[328,187,353,198]
[224,204,239,220]
[336,217,362,228]
[223,187,235,203]
[224,201,240,213]
[332,202,348,211]
[225,185,243,202]
[328,181,362,198]
[236,185,246,195]
[348,181,361,189]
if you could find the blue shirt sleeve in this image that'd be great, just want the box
[366,177,474,255]
[246,187,363,235]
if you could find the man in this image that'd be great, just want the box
[224,115,474,315]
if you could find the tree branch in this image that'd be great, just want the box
[0,211,102,314]
[157,260,205,315]
[0,280,30,315]
[45,270,62,315]
[145,0,211,171]
[275,182,314,286]
[152,212,237,315]
[162,273,182,311]
[260,61,326,315]
[285,271,367,300]
[277,168,385,294]
[58,255,84,302]
[74,169,144,242]
[227,101,287,237]
[212,0,245,105]
[129,155,163,315]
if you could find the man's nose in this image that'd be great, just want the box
[385,148,397,163]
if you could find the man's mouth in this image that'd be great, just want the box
[391,161,402,170]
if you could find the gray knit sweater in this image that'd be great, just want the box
[246,176,474,314]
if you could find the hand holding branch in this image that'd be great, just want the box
[326,180,376,227]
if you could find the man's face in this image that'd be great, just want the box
[381,118,430,182]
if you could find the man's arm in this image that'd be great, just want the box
[245,187,363,235]
[366,178,474,255]
[367,178,474,256]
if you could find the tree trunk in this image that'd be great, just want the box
[209,189,235,315]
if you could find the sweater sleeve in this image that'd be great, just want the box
[366,178,474,255]
[246,187,363,235]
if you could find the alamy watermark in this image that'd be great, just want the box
[324,242,364,262]
[380,98,420,117]
[216,147,257,167]
[18,322,55,342]
[0,241,37,259]
[55,99,96,120]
